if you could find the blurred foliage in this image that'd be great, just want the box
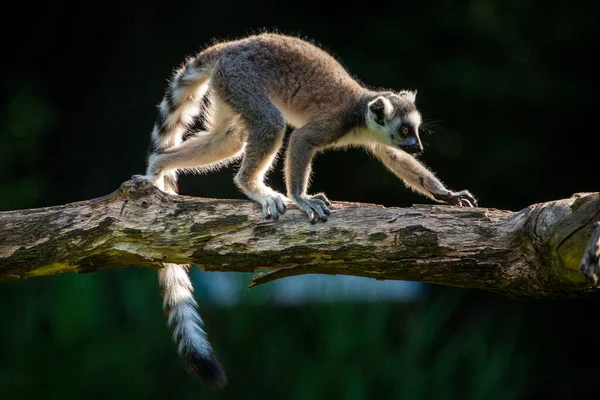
[0,0,598,398]
[0,84,52,210]
[0,273,539,400]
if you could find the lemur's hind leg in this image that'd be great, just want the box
[146,128,245,178]
[143,94,246,184]
[212,62,288,219]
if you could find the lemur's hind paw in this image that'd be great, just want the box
[131,174,153,182]
[294,194,331,224]
[434,190,478,207]
[256,192,288,220]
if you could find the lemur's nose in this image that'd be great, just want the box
[401,143,423,155]
[401,136,424,154]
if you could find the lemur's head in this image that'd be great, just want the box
[366,90,423,155]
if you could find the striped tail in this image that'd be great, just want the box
[147,54,213,193]
[149,54,227,388]
[158,264,227,388]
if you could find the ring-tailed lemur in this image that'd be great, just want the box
[136,33,477,388]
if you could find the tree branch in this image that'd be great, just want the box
[0,179,598,299]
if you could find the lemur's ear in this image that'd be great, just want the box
[368,96,392,126]
[399,90,417,103]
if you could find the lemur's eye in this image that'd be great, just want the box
[401,127,409,135]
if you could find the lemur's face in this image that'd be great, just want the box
[366,92,423,155]
[393,112,423,155]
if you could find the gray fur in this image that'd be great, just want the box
[140,34,477,382]
[145,32,476,220]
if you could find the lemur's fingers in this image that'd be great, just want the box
[434,190,477,207]
[260,200,272,219]
[307,196,330,216]
[459,198,473,207]
[297,202,317,223]
[274,196,287,214]
[311,193,331,207]
[295,197,329,223]
[309,199,329,220]
[267,198,280,220]
[260,199,276,219]
[455,190,477,207]
[255,191,289,220]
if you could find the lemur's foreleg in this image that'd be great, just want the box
[285,120,340,223]
[370,144,477,207]
[213,62,289,220]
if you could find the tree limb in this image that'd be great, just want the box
[0,179,598,299]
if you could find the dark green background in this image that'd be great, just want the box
[1,1,598,399]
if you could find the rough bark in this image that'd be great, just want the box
[0,179,598,299]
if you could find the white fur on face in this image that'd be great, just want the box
[405,111,422,127]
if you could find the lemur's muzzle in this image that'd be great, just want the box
[401,144,423,155]
[400,137,424,155]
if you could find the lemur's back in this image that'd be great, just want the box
[201,34,364,117]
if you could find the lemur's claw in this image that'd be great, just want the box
[295,194,330,223]
[258,193,288,220]
[454,190,477,207]
[459,199,473,207]
[435,190,478,208]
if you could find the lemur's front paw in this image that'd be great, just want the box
[256,192,288,220]
[434,190,478,207]
[294,193,331,224]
